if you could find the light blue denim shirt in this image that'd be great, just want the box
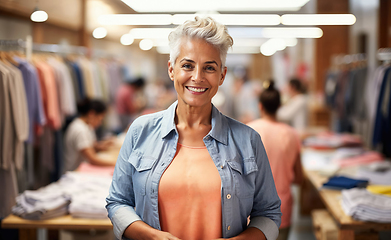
[106,101,281,240]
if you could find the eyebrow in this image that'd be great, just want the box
[179,58,219,66]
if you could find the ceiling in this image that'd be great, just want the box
[0,0,315,42]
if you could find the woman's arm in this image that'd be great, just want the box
[94,138,114,152]
[106,123,181,240]
[80,147,116,166]
[248,133,282,240]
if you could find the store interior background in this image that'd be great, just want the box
[1,0,388,128]
[1,0,391,240]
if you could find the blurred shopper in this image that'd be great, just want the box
[277,78,308,133]
[106,17,281,240]
[115,76,146,131]
[248,80,303,240]
[64,98,115,172]
[231,66,261,123]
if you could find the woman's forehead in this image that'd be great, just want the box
[177,38,221,63]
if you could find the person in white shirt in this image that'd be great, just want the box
[64,98,115,172]
[277,78,308,133]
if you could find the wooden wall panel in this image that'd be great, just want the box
[315,0,350,93]
[249,54,272,82]
[378,0,391,48]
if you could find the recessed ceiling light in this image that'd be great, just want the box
[31,9,48,22]
[92,27,107,39]
[281,14,356,25]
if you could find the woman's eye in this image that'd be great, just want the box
[205,66,216,71]
[182,64,193,69]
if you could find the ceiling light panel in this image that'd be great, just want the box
[281,14,356,25]
[129,28,174,39]
[121,0,310,12]
[228,27,323,38]
[127,27,322,42]
[98,14,172,25]
[172,14,280,26]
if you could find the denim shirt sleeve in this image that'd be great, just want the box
[106,126,141,240]
[248,132,282,240]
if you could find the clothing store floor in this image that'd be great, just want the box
[288,185,316,240]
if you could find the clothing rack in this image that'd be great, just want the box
[0,39,26,48]
[332,53,366,66]
[377,48,391,63]
[0,37,89,58]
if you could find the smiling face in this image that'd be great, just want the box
[168,37,227,109]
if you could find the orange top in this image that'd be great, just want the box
[158,143,222,240]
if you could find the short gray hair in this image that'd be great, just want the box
[168,16,234,70]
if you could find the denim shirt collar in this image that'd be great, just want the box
[161,101,228,145]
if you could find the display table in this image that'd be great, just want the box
[1,141,122,240]
[1,215,112,240]
[303,160,391,239]
[1,214,112,230]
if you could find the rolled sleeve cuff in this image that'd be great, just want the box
[248,216,279,240]
[111,206,142,240]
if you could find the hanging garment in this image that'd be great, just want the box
[35,61,62,130]
[14,57,46,143]
[373,68,391,156]
[0,61,29,219]
[0,62,29,170]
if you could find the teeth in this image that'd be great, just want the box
[188,87,207,92]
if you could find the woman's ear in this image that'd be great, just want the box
[168,61,174,81]
[219,67,227,86]
[258,103,263,112]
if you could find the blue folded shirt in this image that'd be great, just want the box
[323,176,369,190]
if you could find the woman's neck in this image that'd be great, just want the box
[261,112,277,122]
[79,116,89,125]
[175,101,213,147]
[175,101,212,128]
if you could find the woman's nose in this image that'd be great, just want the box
[192,66,204,82]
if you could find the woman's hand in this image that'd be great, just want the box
[94,138,114,151]
[123,220,182,240]
[150,231,182,240]
[213,227,266,240]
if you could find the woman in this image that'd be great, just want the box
[106,17,281,240]
[64,98,115,172]
[277,78,308,133]
[248,81,303,240]
[116,77,147,131]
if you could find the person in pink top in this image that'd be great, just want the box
[248,81,303,240]
[115,77,146,131]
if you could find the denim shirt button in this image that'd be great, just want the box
[226,194,231,199]
[227,225,231,231]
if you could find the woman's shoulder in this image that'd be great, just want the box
[223,114,261,138]
[131,109,166,128]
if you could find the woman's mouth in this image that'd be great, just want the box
[186,86,208,93]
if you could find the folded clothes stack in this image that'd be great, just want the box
[12,172,112,220]
[322,176,369,190]
[332,151,384,167]
[341,188,391,223]
[12,184,71,220]
[57,172,112,219]
[356,161,391,185]
[69,192,108,219]
[303,132,362,149]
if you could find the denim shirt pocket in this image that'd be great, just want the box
[128,150,158,196]
[227,157,258,198]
